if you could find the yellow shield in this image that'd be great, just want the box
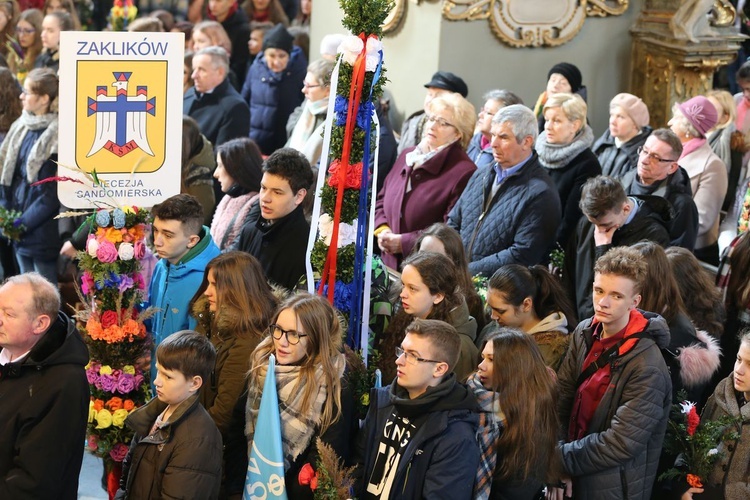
[76,60,167,174]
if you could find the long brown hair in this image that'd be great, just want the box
[630,241,685,322]
[249,293,343,433]
[665,246,724,338]
[0,67,21,132]
[191,251,277,336]
[727,231,750,311]
[242,0,289,26]
[416,223,486,329]
[485,328,559,483]
[0,1,20,58]
[14,9,43,70]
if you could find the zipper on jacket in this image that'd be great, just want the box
[401,462,411,496]
[620,465,628,498]
[466,211,485,260]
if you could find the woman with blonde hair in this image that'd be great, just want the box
[189,251,277,437]
[535,92,601,247]
[592,92,651,179]
[192,19,232,54]
[237,293,356,499]
[375,92,477,269]
[707,89,745,212]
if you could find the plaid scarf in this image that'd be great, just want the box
[467,372,505,500]
[246,353,345,469]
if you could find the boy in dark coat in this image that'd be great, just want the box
[356,319,480,499]
[116,331,222,499]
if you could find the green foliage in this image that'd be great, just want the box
[344,346,381,419]
[320,184,364,224]
[337,62,388,102]
[329,123,376,167]
[311,240,356,283]
[0,207,26,241]
[339,0,393,38]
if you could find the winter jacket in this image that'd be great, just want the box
[704,375,750,500]
[356,374,480,499]
[241,46,307,155]
[0,312,89,500]
[235,203,309,290]
[466,132,494,170]
[115,394,222,500]
[621,167,698,250]
[33,49,59,74]
[563,196,671,320]
[183,134,216,225]
[192,295,264,436]
[447,152,561,277]
[536,128,602,247]
[680,143,728,250]
[450,300,479,382]
[374,141,476,269]
[592,127,651,180]
[148,227,220,381]
[556,311,672,500]
[184,77,250,148]
[221,8,251,90]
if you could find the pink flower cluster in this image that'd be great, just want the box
[86,363,145,395]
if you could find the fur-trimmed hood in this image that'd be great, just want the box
[675,328,722,389]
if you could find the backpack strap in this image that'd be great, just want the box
[575,331,652,388]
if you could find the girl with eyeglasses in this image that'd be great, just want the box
[378,251,479,383]
[9,8,43,84]
[189,251,277,438]
[224,292,356,499]
[374,92,477,270]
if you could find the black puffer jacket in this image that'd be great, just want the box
[563,196,672,320]
[592,127,651,180]
[0,313,89,500]
[621,167,698,251]
[557,311,672,500]
[447,153,561,277]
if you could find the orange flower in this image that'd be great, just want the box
[86,318,104,340]
[127,224,145,242]
[123,399,135,411]
[104,226,123,244]
[102,325,127,343]
[106,397,123,411]
[686,474,703,488]
[122,319,146,340]
[93,399,105,411]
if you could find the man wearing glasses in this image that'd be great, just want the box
[619,128,699,250]
[356,319,479,500]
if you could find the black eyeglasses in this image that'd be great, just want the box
[268,324,308,345]
[395,346,442,365]
[637,146,677,163]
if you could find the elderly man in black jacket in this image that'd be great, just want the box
[0,273,89,499]
[448,104,561,277]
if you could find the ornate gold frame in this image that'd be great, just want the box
[441,0,629,47]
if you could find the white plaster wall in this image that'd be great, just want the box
[311,0,644,135]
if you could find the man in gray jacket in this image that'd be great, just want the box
[550,246,672,500]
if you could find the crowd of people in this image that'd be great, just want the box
[1,1,750,498]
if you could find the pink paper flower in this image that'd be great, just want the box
[96,240,118,263]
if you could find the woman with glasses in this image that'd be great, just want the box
[535,92,601,248]
[469,328,559,499]
[669,95,728,265]
[375,92,476,270]
[592,93,652,180]
[285,58,334,166]
[9,8,43,84]
[0,68,60,284]
[378,251,478,382]
[231,293,356,499]
[189,251,277,438]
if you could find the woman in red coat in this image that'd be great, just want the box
[375,92,476,270]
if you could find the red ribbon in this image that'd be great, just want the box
[318,34,374,301]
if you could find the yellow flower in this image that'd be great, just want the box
[95,409,113,429]
[112,409,129,428]
[122,365,136,375]
[122,206,134,214]
[361,393,369,406]
[99,365,113,375]
[88,401,96,423]
[85,361,91,370]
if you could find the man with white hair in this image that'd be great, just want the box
[0,273,89,498]
[448,104,561,277]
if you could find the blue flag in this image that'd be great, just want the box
[243,354,288,500]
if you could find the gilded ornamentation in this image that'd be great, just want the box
[383,0,407,33]
[441,0,629,47]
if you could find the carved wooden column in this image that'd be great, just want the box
[630,0,745,128]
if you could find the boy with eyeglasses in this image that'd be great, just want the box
[356,318,480,499]
[619,128,699,250]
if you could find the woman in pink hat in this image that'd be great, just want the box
[669,95,728,265]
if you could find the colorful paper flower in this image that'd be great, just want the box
[95,210,111,227]
[112,208,126,229]
[118,242,134,261]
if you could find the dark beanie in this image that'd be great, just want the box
[263,23,294,53]
[548,62,582,93]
